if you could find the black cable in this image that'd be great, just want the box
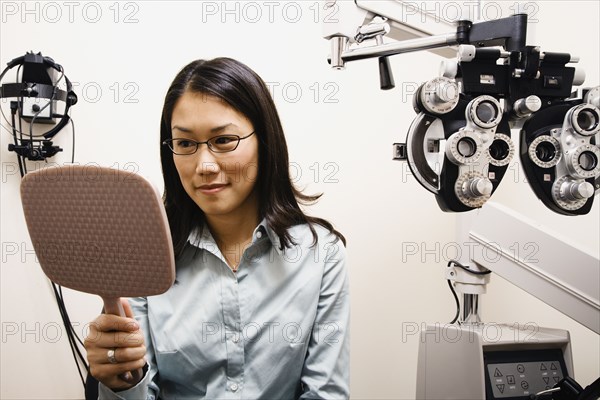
[53,285,86,368]
[58,286,86,348]
[51,283,85,385]
[17,97,28,174]
[9,104,25,178]
[20,116,27,174]
[54,285,89,377]
[446,260,492,324]
[447,280,460,324]
[51,282,88,389]
[13,65,24,165]
[58,285,89,370]
[70,118,75,163]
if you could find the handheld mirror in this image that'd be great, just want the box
[20,164,175,315]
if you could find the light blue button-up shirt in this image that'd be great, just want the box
[99,221,350,399]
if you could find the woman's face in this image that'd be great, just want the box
[170,91,259,221]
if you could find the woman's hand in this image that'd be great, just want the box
[84,298,147,391]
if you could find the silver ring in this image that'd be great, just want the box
[107,348,118,364]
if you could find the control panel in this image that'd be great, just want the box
[484,349,568,399]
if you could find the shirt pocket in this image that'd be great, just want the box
[150,327,179,354]
[147,297,179,354]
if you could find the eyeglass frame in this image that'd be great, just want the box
[162,131,256,155]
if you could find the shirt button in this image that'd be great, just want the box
[256,231,263,239]
[230,383,239,392]
[232,335,239,344]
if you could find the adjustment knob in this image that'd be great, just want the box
[435,81,458,103]
[464,178,493,198]
[418,77,459,115]
[560,181,594,201]
[513,95,542,118]
[439,60,458,79]
[458,45,476,63]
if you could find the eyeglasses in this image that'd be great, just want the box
[163,132,255,155]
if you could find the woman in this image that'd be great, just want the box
[84,58,350,399]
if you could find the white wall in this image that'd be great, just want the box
[0,1,597,399]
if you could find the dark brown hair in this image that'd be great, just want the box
[160,58,345,256]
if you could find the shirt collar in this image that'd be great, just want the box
[187,218,284,257]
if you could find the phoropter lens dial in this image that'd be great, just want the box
[570,104,600,136]
[488,134,515,167]
[528,135,561,168]
[565,144,600,179]
[466,95,503,130]
[446,130,483,165]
